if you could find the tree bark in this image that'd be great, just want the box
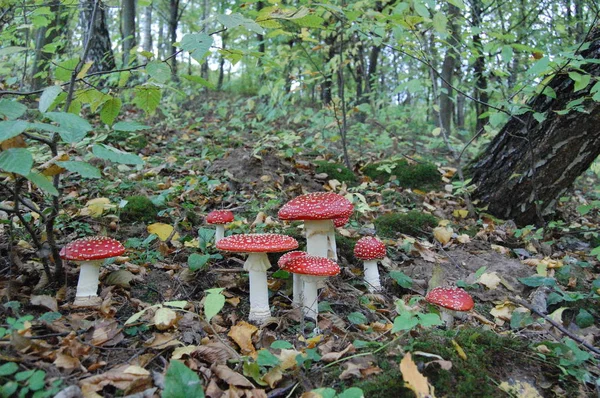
[80,0,115,73]
[439,4,461,136]
[141,4,152,53]
[168,0,180,81]
[469,27,600,226]
[121,0,136,65]
[471,0,488,134]
[31,0,68,89]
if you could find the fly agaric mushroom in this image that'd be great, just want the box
[329,215,350,261]
[206,210,234,243]
[425,286,474,328]
[278,251,308,305]
[60,236,125,307]
[282,255,340,320]
[278,192,352,301]
[216,233,298,323]
[354,236,386,292]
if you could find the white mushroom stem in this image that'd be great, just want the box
[301,275,327,321]
[363,260,382,292]
[214,225,225,243]
[74,260,103,306]
[305,220,333,258]
[327,229,337,261]
[292,274,302,305]
[244,253,272,323]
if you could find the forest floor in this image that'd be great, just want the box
[1,95,599,397]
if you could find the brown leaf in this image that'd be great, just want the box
[211,364,254,388]
[104,270,135,288]
[193,342,234,365]
[228,321,258,356]
[399,352,433,397]
[30,294,58,312]
[144,332,182,349]
[54,353,81,370]
[262,366,283,388]
[320,344,355,363]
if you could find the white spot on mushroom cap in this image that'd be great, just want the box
[278,192,353,221]
[425,287,474,311]
[206,210,234,224]
[59,236,125,261]
[354,236,386,260]
[216,233,299,253]
[283,255,340,276]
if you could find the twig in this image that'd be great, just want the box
[510,297,600,357]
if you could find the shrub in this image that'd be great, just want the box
[314,160,357,185]
[374,211,438,238]
[362,159,440,189]
[121,195,158,222]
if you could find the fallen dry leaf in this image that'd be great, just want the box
[211,364,254,388]
[228,321,258,356]
[478,272,501,289]
[153,307,178,331]
[147,223,180,241]
[30,294,58,312]
[498,380,543,397]
[399,352,434,397]
[433,226,453,245]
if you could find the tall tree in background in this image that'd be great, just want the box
[80,0,116,73]
[121,0,137,65]
[438,4,461,136]
[471,0,488,134]
[168,0,182,80]
[141,4,153,53]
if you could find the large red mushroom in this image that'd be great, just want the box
[216,233,298,323]
[60,236,125,307]
[425,286,474,328]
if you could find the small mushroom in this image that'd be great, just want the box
[206,210,234,243]
[283,255,340,320]
[278,251,308,305]
[217,233,298,323]
[60,236,125,307]
[354,236,386,292]
[425,286,474,328]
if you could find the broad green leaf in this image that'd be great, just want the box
[113,121,150,131]
[338,387,365,398]
[164,300,188,309]
[219,49,243,65]
[293,14,325,28]
[347,311,368,325]
[28,370,46,391]
[310,388,336,398]
[182,74,215,90]
[56,161,101,179]
[568,71,591,92]
[92,144,144,165]
[188,253,210,271]
[413,1,430,18]
[204,288,225,322]
[432,12,447,35]
[163,360,205,398]
[100,96,122,126]
[270,340,294,349]
[180,33,213,63]
[44,112,92,143]
[391,312,418,332]
[417,313,443,328]
[575,308,594,328]
[389,271,413,288]
[518,276,556,287]
[0,120,28,142]
[0,99,27,119]
[447,0,465,9]
[54,58,78,81]
[526,56,550,76]
[217,13,263,34]
[0,148,33,176]
[501,45,513,64]
[0,362,18,376]
[133,85,161,114]
[39,86,63,113]
[75,88,109,112]
[26,172,59,196]
[256,349,280,367]
[0,46,27,57]
[146,61,170,83]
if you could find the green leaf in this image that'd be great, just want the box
[92,144,144,165]
[242,361,268,386]
[188,253,210,271]
[204,288,225,322]
[56,161,101,179]
[28,370,46,391]
[26,172,59,196]
[310,388,336,398]
[0,99,27,120]
[527,56,549,76]
[575,309,594,328]
[39,86,63,113]
[100,96,122,126]
[568,71,591,92]
[389,271,413,288]
[0,46,27,57]
[338,387,365,398]
[501,45,513,64]
[133,85,161,114]
[473,266,487,280]
[0,362,19,376]
[271,340,294,349]
[256,349,281,367]
[432,12,447,35]
[44,112,92,143]
[0,120,29,142]
[447,0,465,9]
[413,1,430,18]
[163,360,205,398]
[417,312,443,328]
[180,33,213,63]
[182,74,216,90]
[0,381,18,397]
[164,300,188,309]
[518,276,556,287]
[146,61,171,83]
[217,13,263,34]
[391,312,418,332]
[293,14,325,28]
[54,58,78,81]
[0,148,33,176]
[113,121,151,131]
[347,311,368,325]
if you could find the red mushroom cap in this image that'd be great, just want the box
[216,233,298,253]
[425,287,474,311]
[278,251,308,269]
[333,216,350,228]
[283,255,340,276]
[354,236,386,260]
[278,192,353,221]
[206,210,234,224]
[59,236,125,261]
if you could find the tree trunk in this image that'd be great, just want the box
[141,4,152,53]
[80,0,116,73]
[471,0,488,134]
[469,27,600,226]
[168,0,180,81]
[439,4,460,136]
[31,0,68,89]
[121,0,136,65]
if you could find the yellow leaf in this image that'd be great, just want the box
[227,321,258,356]
[453,209,469,218]
[549,307,567,325]
[77,61,94,79]
[81,197,114,218]
[490,244,510,255]
[477,272,501,289]
[489,301,517,325]
[433,226,453,245]
[153,307,178,331]
[399,352,434,397]
[147,223,180,241]
[451,339,467,360]
[184,239,199,248]
[456,234,470,244]
[499,380,543,397]
[171,345,199,360]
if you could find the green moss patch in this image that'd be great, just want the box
[374,210,438,238]
[362,159,440,189]
[314,160,357,185]
[121,195,158,222]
